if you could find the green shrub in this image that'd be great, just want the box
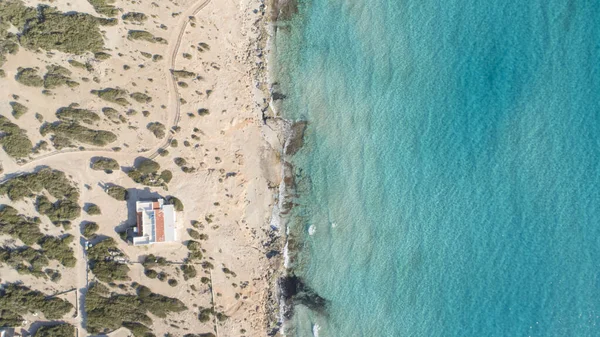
[170,69,196,78]
[94,51,111,60]
[174,157,186,166]
[136,158,160,173]
[122,12,147,22]
[39,234,76,267]
[140,51,152,58]
[160,170,172,183]
[87,0,118,17]
[91,157,119,170]
[105,185,127,200]
[188,228,202,240]
[167,196,183,211]
[91,87,129,106]
[197,307,212,322]
[36,195,81,223]
[0,168,79,202]
[0,246,48,276]
[12,4,107,54]
[40,121,117,146]
[0,115,32,158]
[152,54,163,62]
[15,67,43,87]
[10,101,28,119]
[33,323,75,337]
[87,237,129,282]
[167,279,178,287]
[127,30,166,44]
[146,122,166,138]
[130,92,152,103]
[82,222,99,237]
[86,282,186,334]
[122,322,151,337]
[142,254,167,268]
[144,268,158,278]
[198,108,209,116]
[43,65,73,89]
[177,81,188,88]
[56,106,100,124]
[86,203,101,215]
[0,283,73,323]
[181,264,197,280]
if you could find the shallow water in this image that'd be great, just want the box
[275,1,600,336]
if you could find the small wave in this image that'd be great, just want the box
[283,241,290,268]
[312,323,321,337]
[331,222,337,228]
[308,225,316,235]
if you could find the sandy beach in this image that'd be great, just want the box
[0,0,286,335]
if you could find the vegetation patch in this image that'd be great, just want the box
[56,106,100,124]
[15,67,43,87]
[170,69,196,79]
[10,101,28,119]
[122,12,148,22]
[40,121,117,146]
[86,282,186,334]
[39,234,76,267]
[0,2,111,54]
[102,107,126,123]
[127,158,167,187]
[43,65,77,89]
[87,0,119,17]
[0,283,73,326]
[146,122,166,138]
[130,92,152,104]
[33,323,75,337]
[91,88,130,106]
[0,167,79,202]
[166,196,184,211]
[94,51,111,60]
[85,203,101,215]
[87,237,129,282]
[127,30,166,44]
[36,195,81,223]
[82,221,99,238]
[181,264,197,280]
[0,114,32,158]
[0,246,48,278]
[91,157,119,170]
[105,185,128,200]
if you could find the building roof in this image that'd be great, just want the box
[133,199,177,245]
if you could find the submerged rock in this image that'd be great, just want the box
[278,274,328,319]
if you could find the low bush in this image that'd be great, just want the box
[166,196,184,211]
[91,88,129,106]
[137,158,160,173]
[130,92,152,103]
[160,170,173,183]
[39,234,76,267]
[122,12,148,22]
[91,157,119,170]
[170,69,196,79]
[0,167,79,202]
[146,122,166,138]
[82,222,99,237]
[40,121,117,146]
[56,106,100,124]
[86,282,186,334]
[36,195,81,223]
[15,67,43,87]
[105,185,128,200]
[33,323,75,337]
[87,0,118,17]
[0,283,73,324]
[127,30,166,44]
[181,264,197,280]
[0,115,32,158]
[94,51,111,60]
[87,237,130,282]
[10,102,28,119]
[85,203,101,215]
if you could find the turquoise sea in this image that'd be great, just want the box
[274,0,600,336]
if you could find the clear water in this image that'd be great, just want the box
[274,0,600,336]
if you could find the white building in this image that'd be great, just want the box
[133,199,177,245]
